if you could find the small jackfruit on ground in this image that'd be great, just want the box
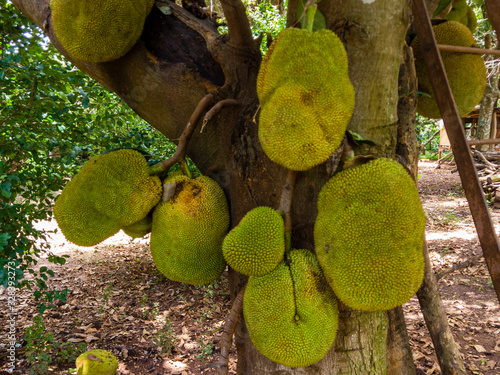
[75,349,118,375]
[50,0,155,62]
[257,28,355,171]
[54,149,162,246]
[222,206,285,276]
[314,158,426,312]
[243,248,339,368]
[411,20,486,119]
[150,174,229,285]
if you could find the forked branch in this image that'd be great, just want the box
[150,94,215,174]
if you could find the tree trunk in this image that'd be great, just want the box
[10,0,430,374]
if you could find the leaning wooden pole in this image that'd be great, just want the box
[412,0,500,303]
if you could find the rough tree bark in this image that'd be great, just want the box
[10,0,458,374]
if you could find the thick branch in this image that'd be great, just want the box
[216,286,246,375]
[218,0,255,48]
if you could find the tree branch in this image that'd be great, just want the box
[218,0,255,48]
[201,99,239,132]
[216,286,246,375]
[150,94,215,174]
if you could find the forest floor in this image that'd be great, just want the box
[0,160,499,375]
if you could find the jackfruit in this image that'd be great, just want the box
[244,248,339,368]
[411,20,486,119]
[54,149,162,246]
[222,206,285,276]
[122,212,152,238]
[75,349,118,375]
[50,0,155,62]
[445,0,468,22]
[150,174,229,285]
[314,158,426,312]
[257,28,355,171]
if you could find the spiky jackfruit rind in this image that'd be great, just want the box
[222,206,285,276]
[314,158,426,312]
[50,0,155,63]
[86,149,162,227]
[54,149,162,246]
[150,175,229,285]
[411,21,486,119]
[122,213,152,238]
[75,349,118,375]
[244,249,339,368]
[256,28,355,171]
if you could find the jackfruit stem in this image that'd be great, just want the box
[306,4,317,33]
[278,170,297,233]
[150,94,215,174]
[180,158,193,179]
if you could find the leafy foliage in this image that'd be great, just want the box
[0,1,174,308]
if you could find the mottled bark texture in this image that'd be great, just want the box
[11,0,426,374]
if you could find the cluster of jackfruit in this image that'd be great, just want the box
[314,158,426,312]
[445,0,477,33]
[243,248,339,367]
[411,20,486,119]
[222,206,285,276]
[75,349,118,375]
[50,0,155,62]
[149,173,230,285]
[257,28,355,171]
[54,149,162,246]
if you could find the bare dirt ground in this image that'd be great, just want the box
[0,160,499,375]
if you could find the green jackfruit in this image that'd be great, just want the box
[244,248,339,368]
[50,0,155,62]
[150,174,229,285]
[314,158,426,312]
[222,206,285,276]
[445,0,477,33]
[445,0,468,22]
[75,349,118,375]
[257,28,355,171]
[411,20,486,119]
[54,149,162,246]
[122,213,152,238]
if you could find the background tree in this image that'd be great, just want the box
[6,0,472,373]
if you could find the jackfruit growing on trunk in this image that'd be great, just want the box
[257,28,355,171]
[243,248,339,368]
[314,158,426,312]
[150,174,229,285]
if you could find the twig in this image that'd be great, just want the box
[150,94,215,174]
[201,99,239,132]
[218,0,255,48]
[421,128,441,151]
[435,255,483,281]
[473,150,498,170]
[215,286,246,375]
